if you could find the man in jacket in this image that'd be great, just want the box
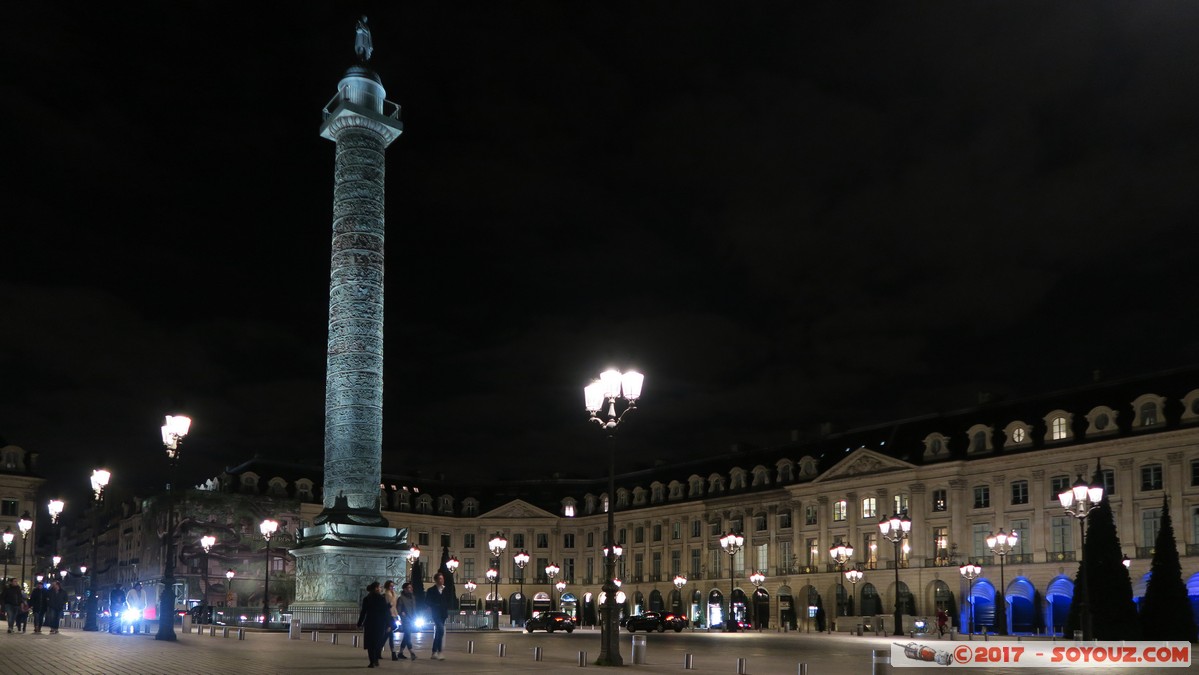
[425,572,451,660]
[46,581,68,634]
[29,581,48,633]
[1,578,25,634]
[125,582,148,634]
[108,584,127,633]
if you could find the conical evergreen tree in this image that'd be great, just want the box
[1082,492,1140,639]
[1139,495,1198,641]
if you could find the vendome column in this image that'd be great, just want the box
[290,18,413,628]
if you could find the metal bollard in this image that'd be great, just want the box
[872,648,891,675]
[210,625,217,636]
[534,646,543,661]
[332,633,339,645]
[312,630,319,642]
[353,635,360,648]
[737,657,748,674]
[499,643,507,657]
[578,651,587,667]
[798,664,808,675]
[631,634,647,664]
[238,628,246,640]
[468,640,475,654]
[222,626,230,638]
[684,653,694,669]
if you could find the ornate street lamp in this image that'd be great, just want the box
[226,569,235,607]
[829,542,854,632]
[986,528,1018,636]
[18,512,32,591]
[84,468,110,632]
[488,533,507,629]
[845,566,864,619]
[585,368,643,666]
[2,528,13,583]
[749,570,766,630]
[673,573,688,625]
[464,580,477,608]
[156,414,190,641]
[513,549,530,603]
[47,499,64,564]
[719,531,744,631]
[199,534,216,625]
[960,563,982,640]
[879,512,911,636]
[546,561,560,608]
[1058,462,1104,641]
[555,580,567,611]
[259,519,278,629]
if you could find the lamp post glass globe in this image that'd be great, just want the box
[674,574,687,590]
[446,556,459,575]
[48,499,64,523]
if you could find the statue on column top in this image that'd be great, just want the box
[355,16,374,62]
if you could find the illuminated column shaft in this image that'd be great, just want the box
[324,117,387,516]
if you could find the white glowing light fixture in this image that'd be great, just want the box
[446,556,460,574]
[485,568,498,583]
[91,469,111,500]
[749,571,766,587]
[226,569,235,581]
[615,591,626,603]
[513,550,530,569]
[201,535,216,552]
[584,381,606,413]
[960,563,982,581]
[48,499,64,524]
[259,519,278,541]
[673,574,687,589]
[18,513,33,536]
[1,529,12,547]
[409,545,420,562]
[546,562,560,580]
[464,580,477,593]
[604,543,623,559]
[599,369,623,399]
[489,534,508,557]
[52,555,62,567]
[162,415,192,455]
[555,580,566,593]
[613,578,622,588]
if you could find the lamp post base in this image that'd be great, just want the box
[155,584,177,641]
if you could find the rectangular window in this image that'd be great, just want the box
[462,557,475,580]
[586,532,594,548]
[690,549,701,577]
[1102,469,1116,496]
[537,533,549,548]
[971,524,990,558]
[653,524,662,542]
[893,494,909,515]
[1011,519,1030,556]
[733,547,745,575]
[1050,475,1070,501]
[863,532,877,567]
[691,520,702,538]
[861,497,877,519]
[805,505,819,526]
[754,514,767,531]
[564,533,575,548]
[779,510,792,529]
[441,533,451,547]
[652,552,662,578]
[731,517,743,533]
[634,554,644,580]
[756,543,768,571]
[0,499,16,517]
[1142,464,1163,491]
[513,534,525,549]
[464,533,476,549]
[1051,516,1073,553]
[536,557,549,583]
[586,557,594,582]
[1143,508,1163,546]
[933,526,949,563]
[672,522,682,540]
[1192,507,1199,547]
[1011,480,1029,505]
[710,521,721,537]
[709,549,721,579]
[671,550,681,577]
[418,531,430,546]
[806,538,819,567]
[973,486,990,509]
[833,500,847,522]
[779,540,793,570]
[563,558,575,582]
[932,489,947,512]
[634,527,644,543]
[1192,461,1199,488]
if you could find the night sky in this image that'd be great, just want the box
[5,3,1199,509]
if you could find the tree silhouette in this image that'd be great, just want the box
[1139,495,1197,641]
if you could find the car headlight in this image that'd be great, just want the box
[123,608,141,621]
[414,617,426,628]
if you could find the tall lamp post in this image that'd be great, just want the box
[585,368,643,666]
[199,535,216,625]
[719,531,744,631]
[226,569,236,607]
[18,512,32,591]
[546,562,560,609]
[488,533,507,629]
[960,563,982,640]
[845,566,864,618]
[985,528,1018,636]
[1058,465,1104,641]
[513,549,530,612]
[48,500,64,563]
[749,570,765,629]
[2,528,12,583]
[673,574,688,626]
[879,512,911,636]
[464,580,477,609]
[829,543,854,632]
[156,414,190,641]
[84,468,110,632]
[259,519,277,629]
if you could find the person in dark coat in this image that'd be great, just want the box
[108,584,127,633]
[46,580,68,634]
[425,572,451,660]
[2,578,25,634]
[29,581,48,633]
[357,582,391,668]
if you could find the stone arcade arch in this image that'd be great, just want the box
[1045,575,1073,635]
[648,589,664,611]
[1007,577,1036,634]
[752,587,770,628]
[965,579,995,634]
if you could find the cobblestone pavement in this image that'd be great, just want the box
[2,624,1197,674]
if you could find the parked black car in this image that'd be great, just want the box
[525,611,575,633]
[623,611,687,632]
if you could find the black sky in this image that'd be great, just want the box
[4,2,1199,507]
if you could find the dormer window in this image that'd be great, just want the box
[688,475,704,497]
[776,459,795,483]
[729,467,747,490]
[1182,389,1199,423]
[1043,410,1073,442]
[1003,422,1031,448]
[668,481,684,499]
[1131,393,1166,428]
[922,433,949,460]
[651,482,666,503]
[462,498,479,517]
[1085,405,1119,435]
[708,474,725,494]
[751,465,770,487]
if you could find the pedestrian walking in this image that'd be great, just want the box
[29,581,48,633]
[936,608,949,638]
[108,584,127,633]
[383,580,400,660]
[425,572,451,660]
[126,582,148,634]
[396,582,418,660]
[2,578,26,634]
[356,581,391,668]
[46,580,68,634]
